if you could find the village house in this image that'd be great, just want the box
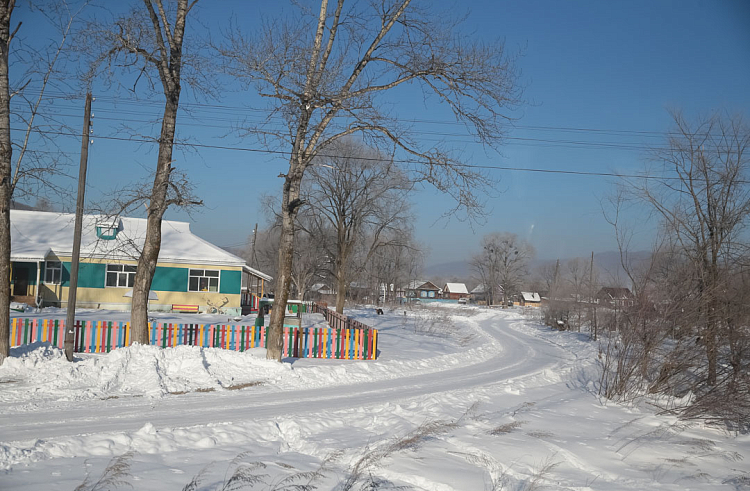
[442,282,469,300]
[518,291,542,307]
[405,280,441,300]
[596,287,634,308]
[469,284,488,304]
[10,210,271,316]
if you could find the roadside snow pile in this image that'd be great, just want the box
[0,308,499,412]
[0,344,290,408]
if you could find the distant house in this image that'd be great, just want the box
[10,210,272,315]
[405,280,441,299]
[470,284,488,304]
[442,282,469,300]
[469,284,505,305]
[310,283,334,295]
[518,291,541,307]
[596,287,634,308]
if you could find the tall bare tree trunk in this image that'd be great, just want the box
[335,259,346,314]
[267,173,302,361]
[705,265,719,386]
[122,0,194,344]
[130,94,178,343]
[0,1,14,363]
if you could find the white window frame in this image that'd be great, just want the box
[188,269,220,292]
[105,264,136,288]
[44,260,62,284]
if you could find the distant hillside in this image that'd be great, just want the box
[424,260,472,278]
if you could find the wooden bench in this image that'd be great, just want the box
[172,304,199,313]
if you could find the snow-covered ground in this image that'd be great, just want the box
[1,305,748,490]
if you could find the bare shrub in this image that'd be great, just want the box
[340,419,459,491]
[224,381,263,391]
[522,454,560,491]
[488,421,525,435]
[183,451,338,491]
[75,451,135,491]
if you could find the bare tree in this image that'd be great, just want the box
[366,230,421,305]
[632,110,750,386]
[565,258,592,331]
[471,232,534,306]
[84,0,202,344]
[469,250,494,306]
[0,0,15,362]
[220,0,521,361]
[10,1,87,205]
[289,226,329,301]
[598,111,750,429]
[297,139,412,313]
[244,225,280,293]
[0,0,88,362]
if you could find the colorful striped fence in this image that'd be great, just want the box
[8,317,377,360]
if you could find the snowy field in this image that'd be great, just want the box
[1,305,748,490]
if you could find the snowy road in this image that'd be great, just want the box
[1,311,567,443]
[4,309,748,491]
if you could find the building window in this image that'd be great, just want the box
[189,269,219,292]
[96,219,120,240]
[44,261,62,284]
[106,264,136,287]
[96,226,118,240]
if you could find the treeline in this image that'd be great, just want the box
[542,112,750,431]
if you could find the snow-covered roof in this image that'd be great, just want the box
[471,284,486,294]
[521,292,541,302]
[444,282,469,294]
[10,210,251,269]
[406,280,440,291]
[406,279,426,290]
[243,264,272,281]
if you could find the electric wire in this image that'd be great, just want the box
[11,125,728,183]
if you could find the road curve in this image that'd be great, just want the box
[0,310,571,444]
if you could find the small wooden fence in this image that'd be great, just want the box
[311,302,371,330]
[9,317,377,360]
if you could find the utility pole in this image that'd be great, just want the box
[250,222,258,268]
[590,251,597,341]
[64,92,92,362]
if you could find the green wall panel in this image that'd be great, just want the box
[78,263,106,289]
[58,263,104,288]
[152,266,188,292]
[220,270,241,294]
[61,262,71,286]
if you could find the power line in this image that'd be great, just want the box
[13,125,725,183]
[13,89,696,139]
[15,110,669,151]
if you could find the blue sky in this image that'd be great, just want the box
[11,0,750,265]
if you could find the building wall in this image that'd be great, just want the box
[36,257,243,314]
[444,292,468,300]
[418,289,438,298]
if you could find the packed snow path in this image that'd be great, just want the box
[4,309,747,490]
[1,311,562,443]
